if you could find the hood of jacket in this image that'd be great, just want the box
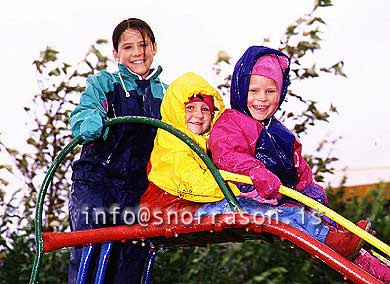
[160,72,225,138]
[230,46,290,119]
[148,72,240,202]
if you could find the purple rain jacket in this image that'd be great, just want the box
[209,46,328,205]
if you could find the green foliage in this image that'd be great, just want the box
[0,0,388,283]
[0,40,111,282]
[327,182,390,243]
[0,234,69,284]
[305,137,340,182]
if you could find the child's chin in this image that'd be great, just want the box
[252,114,268,121]
[188,127,203,135]
[128,65,148,77]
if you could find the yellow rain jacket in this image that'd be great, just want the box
[148,72,240,202]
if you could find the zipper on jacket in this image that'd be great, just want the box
[111,104,117,117]
[104,153,112,166]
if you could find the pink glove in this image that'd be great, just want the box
[248,167,281,199]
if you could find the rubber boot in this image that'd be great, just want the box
[325,219,371,260]
[354,248,390,283]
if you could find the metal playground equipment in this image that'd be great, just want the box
[29,116,390,284]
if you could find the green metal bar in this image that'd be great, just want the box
[29,135,83,284]
[105,116,242,211]
[29,116,242,283]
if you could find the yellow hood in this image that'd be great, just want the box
[148,72,240,202]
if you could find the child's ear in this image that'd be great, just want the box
[152,43,157,55]
[112,49,119,61]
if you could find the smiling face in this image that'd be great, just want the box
[247,75,279,121]
[113,28,157,79]
[185,101,212,135]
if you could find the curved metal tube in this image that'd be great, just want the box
[30,135,83,284]
[104,116,241,211]
[220,170,390,257]
[29,115,389,283]
[29,116,241,283]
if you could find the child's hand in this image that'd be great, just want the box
[249,167,282,199]
[300,183,328,205]
[80,117,104,143]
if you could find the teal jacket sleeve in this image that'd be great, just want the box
[70,72,112,143]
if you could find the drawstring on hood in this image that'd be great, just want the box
[116,62,166,100]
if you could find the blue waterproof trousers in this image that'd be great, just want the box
[68,164,148,284]
[195,197,330,243]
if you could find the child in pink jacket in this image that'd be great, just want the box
[206,45,390,282]
[209,46,326,207]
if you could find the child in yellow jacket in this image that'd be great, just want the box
[140,72,240,222]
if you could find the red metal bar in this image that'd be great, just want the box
[261,221,383,284]
[43,214,383,284]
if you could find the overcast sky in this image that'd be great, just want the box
[1,0,389,186]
